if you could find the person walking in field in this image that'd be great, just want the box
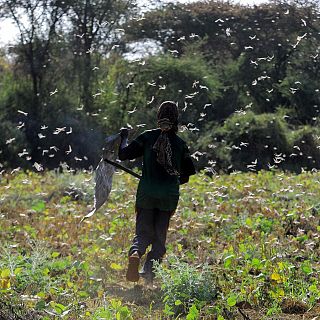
[118,101,196,283]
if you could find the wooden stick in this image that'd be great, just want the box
[104,158,141,179]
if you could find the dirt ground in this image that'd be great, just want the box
[236,305,320,320]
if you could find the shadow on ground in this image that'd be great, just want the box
[104,283,163,308]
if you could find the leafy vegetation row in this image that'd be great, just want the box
[0,170,319,318]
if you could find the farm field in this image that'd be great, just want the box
[0,169,319,319]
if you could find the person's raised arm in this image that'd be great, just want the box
[118,128,144,161]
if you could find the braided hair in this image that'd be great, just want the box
[153,101,179,176]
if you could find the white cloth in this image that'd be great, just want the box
[81,133,120,222]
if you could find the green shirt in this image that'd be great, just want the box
[120,129,195,211]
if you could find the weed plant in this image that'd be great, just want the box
[154,256,217,316]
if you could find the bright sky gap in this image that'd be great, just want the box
[0,0,268,45]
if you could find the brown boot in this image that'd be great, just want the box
[126,251,140,282]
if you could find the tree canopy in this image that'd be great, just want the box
[0,0,319,172]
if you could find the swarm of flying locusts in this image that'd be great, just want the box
[1,4,319,208]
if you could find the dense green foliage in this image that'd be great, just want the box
[0,170,319,319]
[0,0,319,172]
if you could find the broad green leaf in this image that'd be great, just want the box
[175,299,182,306]
[227,294,237,307]
[270,273,282,283]
[251,258,261,268]
[308,284,318,293]
[14,267,23,275]
[37,292,46,298]
[110,299,122,309]
[163,304,174,316]
[1,269,11,278]
[31,200,46,212]
[224,255,235,269]
[54,303,66,314]
[79,261,89,271]
[35,300,46,310]
[301,261,312,275]
[78,291,89,298]
[42,268,50,276]
[186,304,199,320]
[51,251,60,258]
[110,263,123,271]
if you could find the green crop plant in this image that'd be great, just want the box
[154,256,217,316]
[0,170,319,318]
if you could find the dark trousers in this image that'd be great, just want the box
[129,207,172,275]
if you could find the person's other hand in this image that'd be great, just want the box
[120,128,129,140]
